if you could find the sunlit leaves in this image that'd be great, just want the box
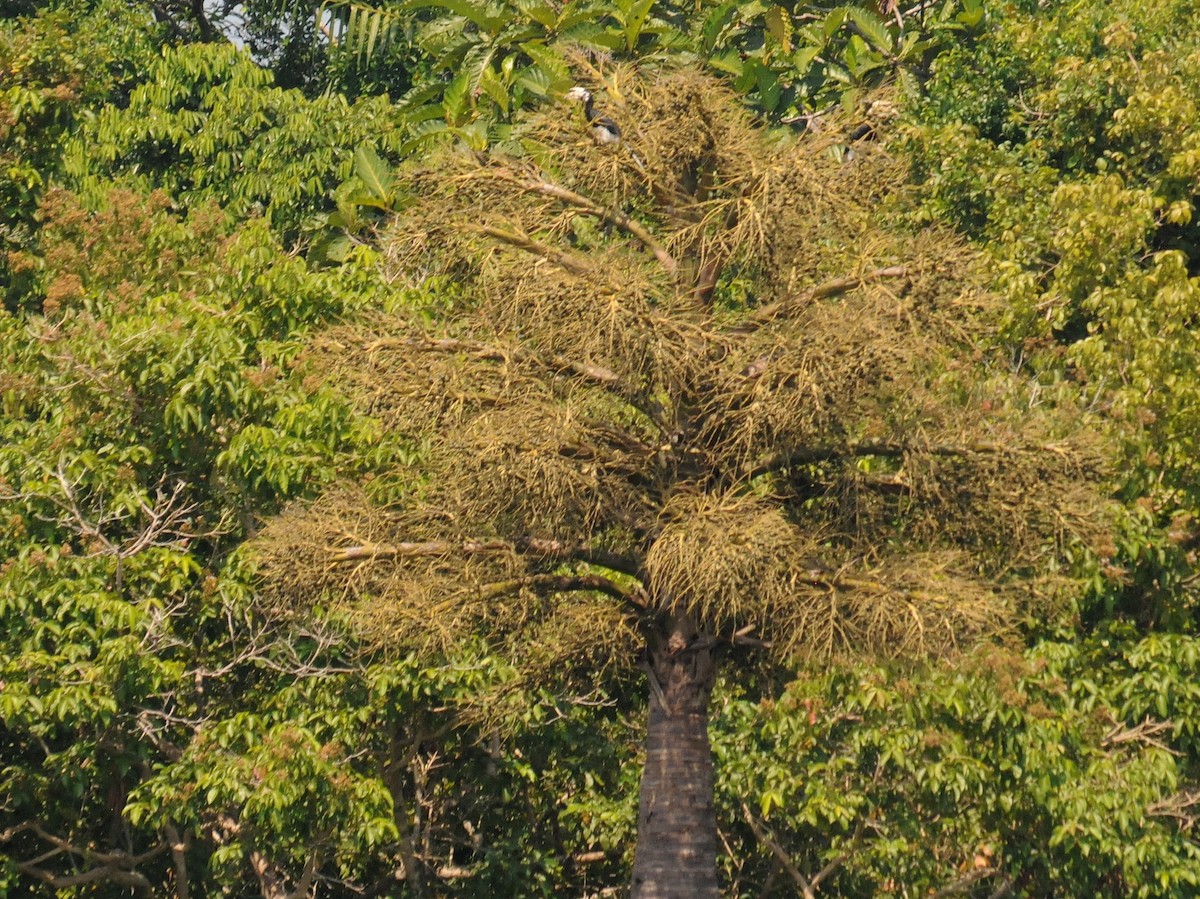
[908,0,1200,628]
[701,0,974,119]
[713,644,1200,896]
[61,43,407,241]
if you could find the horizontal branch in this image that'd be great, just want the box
[364,334,622,388]
[511,176,678,275]
[4,824,166,893]
[747,265,909,326]
[931,866,1005,899]
[796,569,941,602]
[476,572,648,610]
[746,439,1070,482]
[475,224,592,276]
[327,536,643,579]
[363,320,679,440]
[1147,788,1200,828]
[16,860,155,892]
[1103,717,1180,755]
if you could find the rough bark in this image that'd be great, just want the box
[630,611,720,899]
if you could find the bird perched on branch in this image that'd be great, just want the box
[566,86,622,146]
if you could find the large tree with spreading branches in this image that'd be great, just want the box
[258,63,1106,897]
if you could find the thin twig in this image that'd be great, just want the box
[740,803,817,898]
[747,265,909,326]
[364,334,622,388]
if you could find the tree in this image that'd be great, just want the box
[905,0,1200,639]
[0,183,403,897]
[256,64,1106,896]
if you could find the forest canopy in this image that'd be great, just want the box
[3,0,1200,896]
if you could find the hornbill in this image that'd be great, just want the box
[566,86,622,146]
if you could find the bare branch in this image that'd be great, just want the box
[4,463,225,560]
[363,334,622,388]
[500,172,678,275]
[2,824,166,895]
[163,822,190,899]
[740,803,818,899]
[745,439,1074,482]
[474,224,592,276]
[1147,789,1200,829]
[748,265,909,325]
[1103,717,1182,756]
[326,535,642,579]
[476,572,648,610]
[741,794,871,898]
[931,866,1004,898]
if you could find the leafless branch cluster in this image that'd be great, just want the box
[0,822,165,895]
[0,461,222,561]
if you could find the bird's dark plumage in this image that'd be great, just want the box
[567,86,622,145]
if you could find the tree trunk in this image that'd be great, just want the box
[630,612,720,899]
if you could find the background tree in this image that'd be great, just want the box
[256,63,1107,897]
[0,0,162,308]
[711,639,1200,895]
[906,0,1200,632]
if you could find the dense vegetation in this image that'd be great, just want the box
[3,0,1200,896]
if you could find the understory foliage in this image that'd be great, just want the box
[62,42,408,242]
[713,640,1200,897]
[0,182,398,894]
[0,0,161,307]
[321,0,987,146]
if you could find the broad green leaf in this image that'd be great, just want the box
[401,0,507,32]
[620,0,654,51]
[478,65,511,114]
[701,0,738,51]
[822,7,848,39]
[514,65,556,97]
[353,144,393,203]
[708,48,745,77]
[519,40,571,83]
[846,5,893,54]
[442,70,472,124]
[792,44,820,71]
[512,0,557,30]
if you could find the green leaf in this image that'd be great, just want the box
[353,144,393,203]
[845,5,893,54]
[822,7,847,39]
[477,65,511,114]
[701,0,738,52]
[791,44,820,72]
[512,0,557,30]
